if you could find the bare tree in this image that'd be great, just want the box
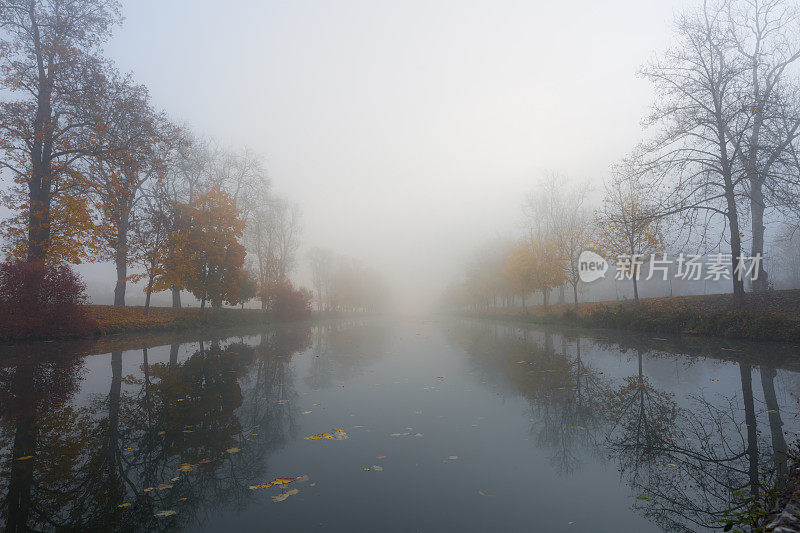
[307,247,334,311]
[524,172,592,307]
[634,0,751,306]
[726,0,800,291]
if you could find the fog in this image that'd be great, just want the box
[71,0,690,311]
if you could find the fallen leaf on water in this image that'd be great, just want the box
[155,510,176,517]
[478,490,494,497]
[301,411,312,414]
[15,456,32,461]
[636,495,651,501]
[295,475,309,483]
[226,448,240,454]
[123,447,132,451]
[363,467,371,471]
[306,433,334,440]
[170,477,180,482]
[571,426,586,430]
[157,431,166,435]
[198,459,212,464]
[177,465,193,472]
[390,432,409,437]
[157,484,173,490]
[250,477,295,489]
[371,465,383,471]
[448,456,459,460]
[277,400,289,405]
[767,409,778,413]
[117,503,131,508]
[272,489,298,503]
[376,455,387,459]
[178,498,187,502]
[143,487,154,493]
[710,379,720,382]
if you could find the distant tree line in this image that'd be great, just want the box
[444,0,800,311]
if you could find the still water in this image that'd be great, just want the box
[1,318,799,532]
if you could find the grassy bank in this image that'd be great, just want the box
[89,305,273,337]
[463,290,800,343]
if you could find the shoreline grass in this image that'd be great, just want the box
[461,290,800,343]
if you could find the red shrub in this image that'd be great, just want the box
[0,260,96,339]
[267,280,312,321]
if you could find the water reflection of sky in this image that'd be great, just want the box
[1,318,798,532]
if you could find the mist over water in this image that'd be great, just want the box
[62,0,696,313]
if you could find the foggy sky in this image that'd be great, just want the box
[86,0,690,311]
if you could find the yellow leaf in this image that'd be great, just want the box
[272,489,299,503]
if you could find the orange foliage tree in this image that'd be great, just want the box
[179,186,246,309]
[0,0,121,264]
[503,243,537,310]
[529,237,566,309]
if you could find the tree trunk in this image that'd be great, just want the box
[26,70,54,263]
[172,286,182,308]
[573,283,579,308]
[750,181,768,292]
[632,276,639,303]
[113,219,128,306]
[143,275,155,315]
[740,363,759,500]
[542,289,549,310]
[761,366,788,485]
[728,212,746,308]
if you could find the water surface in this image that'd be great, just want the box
[2,318,799,532]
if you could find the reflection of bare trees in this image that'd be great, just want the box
[0,324,312,531]
[445,320,796,532]
[450,323,609,476]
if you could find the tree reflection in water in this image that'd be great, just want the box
[446,320,797,532]
[0,325,313,532]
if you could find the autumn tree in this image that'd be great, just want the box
[129,175,174,314]
[0,0,122,264]
[594,173,664,303]
[524,173,590,307]
[181,186,246,309]
[86,71,177,306]
[503,242,537,311]
[529,237,566,309]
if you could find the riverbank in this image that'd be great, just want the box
[462,290,800,343]
[1,305,291,342]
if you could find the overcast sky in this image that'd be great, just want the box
[87,0,691,310]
